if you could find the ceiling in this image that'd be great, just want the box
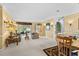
[1,3,79,22]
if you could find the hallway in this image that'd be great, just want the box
[0,35,57,56]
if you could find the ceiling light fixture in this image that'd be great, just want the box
[56,9,60,12]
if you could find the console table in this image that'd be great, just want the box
[5,35,20,47]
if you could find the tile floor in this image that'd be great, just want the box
[0,34,57,56]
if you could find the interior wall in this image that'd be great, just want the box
[0,6,2,48]
[31,18,55,39]
[1,6,13,48]
[64,13,79,35]
[43,18,55,39]
[31,23,36,33]
[39,23,46,36]
[2,8,9,48]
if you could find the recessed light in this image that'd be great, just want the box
[56,10,60,12]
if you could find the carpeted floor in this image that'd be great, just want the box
[0,34,57,56]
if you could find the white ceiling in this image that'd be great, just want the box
[1,3,79,22]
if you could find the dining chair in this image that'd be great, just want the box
[56,35,72,56]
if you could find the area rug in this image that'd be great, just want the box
[43,46,58,56]
[43,46,79,56]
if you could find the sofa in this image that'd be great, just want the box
[31,32,39,39]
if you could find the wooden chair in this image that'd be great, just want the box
[56,35,72,56]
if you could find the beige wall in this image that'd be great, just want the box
[0,6,2,48]
[31,23,36,32]
[2,8,9,48]
[36,23,45,36]
[43,18,55,39]
[2,7,14,48]
[64,13,79,35]
[0,5,13,48]
[31,18,55,39]
[39,23,45,36]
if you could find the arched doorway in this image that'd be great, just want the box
[56,22,62,34]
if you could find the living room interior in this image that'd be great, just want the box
[0,3,79,56]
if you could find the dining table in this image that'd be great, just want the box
[56,35,79,56]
